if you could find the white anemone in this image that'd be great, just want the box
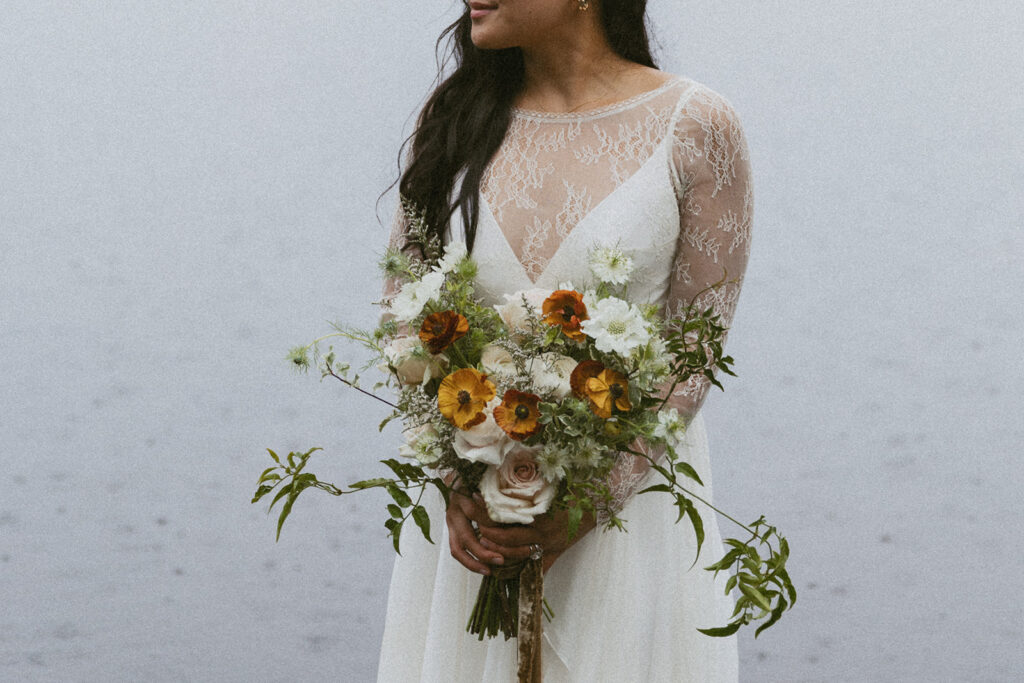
[580,296,651,355]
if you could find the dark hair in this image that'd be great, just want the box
[390,1,656,255]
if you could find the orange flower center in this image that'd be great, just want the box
[515,404,530,420]
[457,390,471,405]
[431,320,445,334]
[609,383,624,399]
[561,306,575,322]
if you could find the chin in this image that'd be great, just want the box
[470,27,513,51]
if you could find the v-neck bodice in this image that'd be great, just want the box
[389,72,752,415]
[450,75,752,328]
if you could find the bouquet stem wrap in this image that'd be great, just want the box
[467,558,544,682]
[517,558,543,683]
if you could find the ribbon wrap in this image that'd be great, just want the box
[466,558,545,682]
[516,557,544,683]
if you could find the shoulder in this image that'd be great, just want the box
[663,76,752,191]
[665,75,746,133]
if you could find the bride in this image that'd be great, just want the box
[378,1,750,680]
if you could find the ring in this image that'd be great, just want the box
[529,543,544,561]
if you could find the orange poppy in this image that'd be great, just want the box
[419,310,468,354]
[542,290,589,341]
[571,361,630,419]
[437,368,496,430]
[493,389,543,441]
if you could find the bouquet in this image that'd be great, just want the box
[253,199,795,670]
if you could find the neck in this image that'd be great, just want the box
[517,15,634,113]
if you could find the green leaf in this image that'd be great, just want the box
[739,583,772,611]
[269,482,293,510]
[696,621,742,637]
[567,505,584,540]
[412,505,432,543]
[755,595,788,638]
[387,504,403,519]
[389,519,403,554]
[738,572,759,585]
[275,491,298,542]
[638,483,673,495]
[267,448,280,464]
[673,461,704,486]
[386,483,413,508]
[686,503,705,563]
[251,484,273,503]
[351,477,390,489]
[777,567,798,605]
[724,573,738,595]
[705,548,742,572]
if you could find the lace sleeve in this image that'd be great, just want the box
[597,87,753,525]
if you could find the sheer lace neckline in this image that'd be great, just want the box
[510,74,684,122]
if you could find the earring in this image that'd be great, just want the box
[576,0,590,10]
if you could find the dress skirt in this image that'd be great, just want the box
[376,411,739,682]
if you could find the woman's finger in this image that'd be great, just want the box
[477,523,541,549]
[478,536,533,562]
[447,505,504,573]
[449,491,499,528]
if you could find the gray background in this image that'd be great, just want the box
[2,1,1022,681]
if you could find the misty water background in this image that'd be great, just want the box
[2,1,1022,681]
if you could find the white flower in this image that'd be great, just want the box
[390,270,445,322]
[589,246,634,285]
[479,445,557,524]
[653,407,687,454]
[528,352,576,399]
[480,343,518,380]
[435,240,467,274]
[580,296,651,355]
[493,289,550,336]
[536,442,571,482]
[382,335,447,385]
[398,423,442,466]
[452,397,514,466]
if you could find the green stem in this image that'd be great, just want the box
[325,367,398,409]
[624,446,759,539]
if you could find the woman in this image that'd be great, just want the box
[378,1,750,680]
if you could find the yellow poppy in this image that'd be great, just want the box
[584,368,631,418]
[437,368,496,429]
[570,361,630,419]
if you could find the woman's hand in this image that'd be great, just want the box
[445,488,506,575]
[476,495,597,574]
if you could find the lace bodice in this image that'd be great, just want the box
[387,74,752,519]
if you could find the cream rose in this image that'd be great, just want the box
[383,335,447,385]
[452,397,513,466]
[480,445,557,524]
[493,289,550,336]
[528,352,576,399]
[480,343,517,380]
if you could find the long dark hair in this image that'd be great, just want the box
[391,1,656,255]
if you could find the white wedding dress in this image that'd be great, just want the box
[377,74,750,682]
